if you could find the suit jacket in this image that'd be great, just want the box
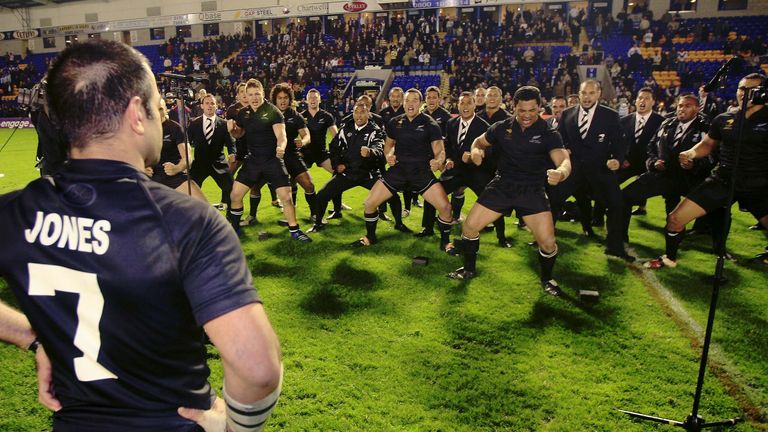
[188,115,235,174]
[559,104,627,168]
[620,112,664,173]
[329,121,384,176]
[646,113,713,184]
[445,115,491,173]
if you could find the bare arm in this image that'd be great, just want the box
[164,142,192,175]
[680,133,718,169]
[328,124,339,141]
[296,127,311,148]
[0,300,35,349]
[468,133,491,165]
[385,137,396,166]
[430,139,446,171]
[547,148,572,185]
[273,123,287,159]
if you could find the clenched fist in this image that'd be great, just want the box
[387,154,397,166]
[547,169,565,186]
[276,147,285,159]
[606,159,620,171]
[470,148,485,166]
[429,159,441,171]
[360,147,370,157]
[679,150,695,169]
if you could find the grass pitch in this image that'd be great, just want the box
[0,128,765,431]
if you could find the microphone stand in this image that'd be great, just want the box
[168,82,194,197]
[616,60,745,431]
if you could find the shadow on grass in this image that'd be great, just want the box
[330,259,380,290]
[300,284,349,317]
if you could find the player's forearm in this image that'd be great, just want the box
[0,301,36,350]
[554,158,572,181]
[471,136,490,152]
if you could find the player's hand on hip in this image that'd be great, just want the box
[360,146,370,157]
[547,169,565,186]
[606,159,620,171]
[387,154,397,166]
[276,147,285,159]
[178,396,227,432]
[36,345,62,412]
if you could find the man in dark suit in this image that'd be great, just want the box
[549,79,633,261]
[594,87,664,221]
[189,94,236,209]
[622,94,713,245]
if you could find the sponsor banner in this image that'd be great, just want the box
[411,0,471,9]
[0,30,40,40]
[0,118,34,129]
[329,1,382,14]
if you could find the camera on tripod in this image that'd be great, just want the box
[748,86,767,105]
[17,79,47,111]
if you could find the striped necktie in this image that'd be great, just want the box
[672,124,684,148]
[205,117,214,143]
[458,121,468,147]
[635,116,645,140]
[579,109,589,140]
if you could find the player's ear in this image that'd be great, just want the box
[126,96,146,135]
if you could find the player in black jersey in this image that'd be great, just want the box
[228,79,311,241]
[477,86,512,125]
[302,88,349,220]
[352,88,454,249]
[147,102,207,202]
[447,87,572,297]
[0,40,282,432]
[645,73,768,269]
[423,86,451,138]
[271,83,318,221]
[381,87,421,212]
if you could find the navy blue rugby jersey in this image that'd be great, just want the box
[485,116,564,185]
[386,112,443,165]
[0,159,260,431]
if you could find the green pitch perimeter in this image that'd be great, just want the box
[0,128,765,431]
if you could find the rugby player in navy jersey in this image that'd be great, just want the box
[352,88,454,249]
[228,79,311,241]
[0,40,282,432]
[146,101,207,202]
[447,86,572,297]
[271,83,318,221]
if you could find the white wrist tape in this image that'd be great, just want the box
[223,364,283,432]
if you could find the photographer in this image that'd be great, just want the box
[645,73,768,269]
[19,80,68,176]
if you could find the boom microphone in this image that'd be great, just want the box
[158,72,209,83]
[702,57,738,92]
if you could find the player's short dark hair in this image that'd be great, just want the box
[356,94,373,106]
[202,93,216,104]
[487,86,502,95]
[567,94,579,100]
[389,87,404,96]
[46,40,155,149]
[677,93,699,104]
[270,83,293,105]
[353,101,369,111]
[581,79,602,92]
[637,87,655,98]
[459,91,475,102]
[307,88,321,97]
[246,79,263,92]
[425,86,440,96]
[513,86,542,106]
[236,82,247,92]
[405,88,423,101]
[550,95,566,104]
[742,73,766,85]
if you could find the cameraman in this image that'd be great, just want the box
[23,81,68,176]
[645,73,768,269]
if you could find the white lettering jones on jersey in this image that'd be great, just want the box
[24,211,111,255]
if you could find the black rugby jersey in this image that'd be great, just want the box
[301,108,336,151]
[707,106,768,190]
[235,102,284,162]
[485,117,564,185]
[0,160,259,431]
[155,119,185,169]
[386,113,443,165]
[282,107,307,154]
